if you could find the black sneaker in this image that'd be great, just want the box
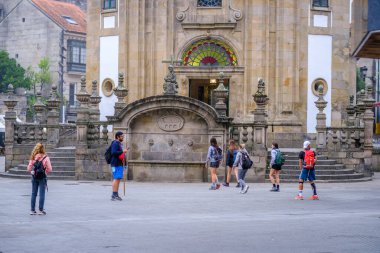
[235,183,241,188]
[270,187,277,192]
[38,210,46,215]
[115,196,122,201]
[30,210,37,215]
[222,182,229,187]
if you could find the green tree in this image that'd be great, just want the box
[0,50,32,92]
[356,67,366,92]
[35,57,52,92]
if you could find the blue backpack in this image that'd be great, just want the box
[213,147,223,161]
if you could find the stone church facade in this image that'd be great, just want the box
[86,0,355,147]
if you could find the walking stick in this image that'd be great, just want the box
[123,153,126,196]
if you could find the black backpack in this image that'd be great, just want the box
[104,141,114,164]
[241,151,253,170]
[33,156,47,180]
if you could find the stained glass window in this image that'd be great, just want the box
[198,0,222,7]
[182,39,237,67]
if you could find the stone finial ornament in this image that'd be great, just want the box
[163,65,178,95]
[4,84,18,111]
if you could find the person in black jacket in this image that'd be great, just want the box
[110,131,127,201]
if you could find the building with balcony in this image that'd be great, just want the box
[0,0,86,122]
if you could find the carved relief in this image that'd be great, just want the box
[176,0,243,29]
[157,114,185,132]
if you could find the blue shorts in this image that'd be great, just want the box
[112,166,123,179]
[299,168,316,181]
[210,161,220,168]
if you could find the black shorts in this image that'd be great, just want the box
[210,161,220,168]
[271,164,282,170]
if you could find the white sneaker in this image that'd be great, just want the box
[242,185,249,194]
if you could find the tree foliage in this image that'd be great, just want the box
[356,68,366,93]
[35,57,52,92]
[0,50,32,93]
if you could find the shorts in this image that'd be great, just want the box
[112,166,124,179]
[210,161,220,168]
[227,163,234,168]
[271,164,282,170]
[299,168,316,181]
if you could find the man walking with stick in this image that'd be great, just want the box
[110,131,128,201]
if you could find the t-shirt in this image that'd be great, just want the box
[226,149,237,166]
[299,149,316,168]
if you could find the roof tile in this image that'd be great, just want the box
[31,0,86,34]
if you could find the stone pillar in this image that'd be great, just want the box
[75,76,91,179]
[213,72,228,117]
[113,73,129,115]
[362,84,375,176]
[76,77,91,147]
[252,78,269,149]
[252,78,269,182]
[314,85,328,150]
[33,91,47,123]
[46,85,60,149]
[346,95,356,127]
[89,80,102,147]
[3,84,18,170]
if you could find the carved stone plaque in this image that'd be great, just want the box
[157,115,184,132]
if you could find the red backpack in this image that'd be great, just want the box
[304,150,315,169]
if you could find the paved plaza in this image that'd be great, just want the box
[0,175,379,253]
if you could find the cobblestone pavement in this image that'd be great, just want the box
[0,174,379,253]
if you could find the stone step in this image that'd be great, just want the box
[48,157,76,163]
[268,153,328,160]
[281,160,338,165]
[7,168,75,177]
[268,177,372,183]
[0,172,76,180]
[272,169,356,175]
[17,164,75,171]
[279,164,345,170]
[272,173,365,180]
[47,152,76,158]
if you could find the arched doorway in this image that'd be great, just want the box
[179,38,239,116]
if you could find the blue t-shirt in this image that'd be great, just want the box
[110,140,123,167]
[226,150,237,166]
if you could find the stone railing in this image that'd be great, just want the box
[315,84,375,176]
[325,126,365,151]
[87,121,110,148]
[13,122,47,144]
[58,123,77,146]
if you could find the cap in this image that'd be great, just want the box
[303,141,310,149]
[115,131,124,138]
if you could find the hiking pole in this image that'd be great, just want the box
[123,153,126,196]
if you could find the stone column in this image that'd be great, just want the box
[76,77,91,147]
[46,85,60,149]
[252,78,269,149]
[252,78,269,182]
[75,76,91,179]
[213,72,228,117]
[346,95,356,127]
[89,80,102,147]
[3,84,18,171]
[113,73,129,115]
[314,85,328,150]
[33,91,47,123]
[362,84,375,176]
